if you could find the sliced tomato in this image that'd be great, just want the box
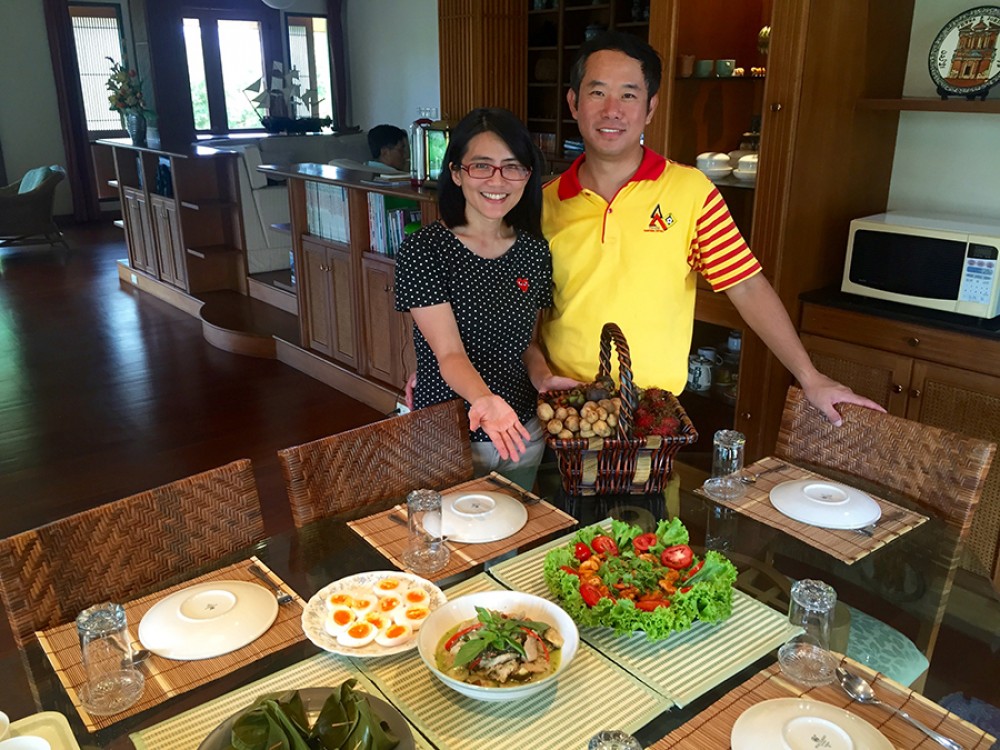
[591,535,619,556]
[680,586,692,594]
[574,542,593,562]
[579,583,602,607]
[632,532,658,553]
[636,599,671,611]
[444,623,482,651]
[683,560,704,580]
[660,544,694,570]
[560,565,581,577]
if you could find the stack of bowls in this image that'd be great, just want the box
[695,152,731,180]
[733,154,758,182]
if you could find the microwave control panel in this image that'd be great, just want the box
[959,243,998,305]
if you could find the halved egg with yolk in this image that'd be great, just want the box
[374,577,404,595]
[395,605,431,630]
[376,595,402,617]
[364,611,390,631]
[403,588,429,607]
[326,591,354,610]
[324,605,355,636]
[337,620,377,648]
[374,622,413,648]
[349,593,376,616]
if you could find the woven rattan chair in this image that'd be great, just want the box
[0,459,264,647]
[278,399,474,528]
[774,386,995,685]
[0,166,69,249]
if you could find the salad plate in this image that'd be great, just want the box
[197,686,415,750]
[138,581,278,660]
[433,490,528,543]
[301,571,446,657]
[731,698,892,750]
[770,480,881,529]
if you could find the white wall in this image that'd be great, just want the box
[0,0,72,215]
[888,0,1000,218]
[345,0,440,131]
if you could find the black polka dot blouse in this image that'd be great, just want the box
[395,221,553,442]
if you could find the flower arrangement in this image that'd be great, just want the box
[105,57,147,115]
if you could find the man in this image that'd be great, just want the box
[366,124,409,172]
[540,32,880,426]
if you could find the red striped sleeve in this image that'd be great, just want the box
[693,189,760,291]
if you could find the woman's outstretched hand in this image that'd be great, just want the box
[537,374,583,393]
[468,395,531,462]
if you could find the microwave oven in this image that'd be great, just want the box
[841,211,1000,319]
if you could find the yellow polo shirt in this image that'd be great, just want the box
[541,148,760,392]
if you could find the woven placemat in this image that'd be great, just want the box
[129,653,435,750]
[356,572,672,750]
[37,557,307,732]
[694,457,929,565]
[347,473,577,581]
[486,524,800,707]
[650,657,997,749]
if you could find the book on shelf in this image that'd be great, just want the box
[367,193,420,258]
[306,183,349,243]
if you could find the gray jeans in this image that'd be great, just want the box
[469,417,545,491]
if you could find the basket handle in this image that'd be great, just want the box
[596,322,635,438]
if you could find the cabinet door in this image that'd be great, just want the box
[150,196,185,289]
[122,188,155,276]
[302,239,333,357]
[906,361,1000,588]
[164,200,187,289]
[361,257,402,386]
[801,334,912,416]
[327,245,359,369]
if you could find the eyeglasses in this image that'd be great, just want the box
[459,162,532,181]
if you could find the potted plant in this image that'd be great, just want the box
[106,56,152,146]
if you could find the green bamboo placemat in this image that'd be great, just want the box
[130,653,432,750]
[487,525,801,706]
[355,573,672,750]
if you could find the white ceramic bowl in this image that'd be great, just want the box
[769,479,881,529]
[699,166,732,180]
[737,154,759,173]
[696,151,730,170]
[417,591,578,702]
[0,737,50,750]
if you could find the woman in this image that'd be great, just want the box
[394,108,574,489]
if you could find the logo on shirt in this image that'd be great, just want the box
[645,204,674,233]
[516,277,529,292]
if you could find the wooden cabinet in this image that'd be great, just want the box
[150,194,186,289]
[801,302,1000,589]
[362,255,416,390]
[122,186,156,276]
[301,236,358,369]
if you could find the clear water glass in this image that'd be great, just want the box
[702,429,747,501]
[402,489,450,574]
[779,579,838,686]
[705,504,737,552]
[76,602,144,715]
[588,729,642,750]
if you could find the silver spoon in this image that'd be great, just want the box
[249,563,294,604]
[836,667,965,750]
[739,463,787,484]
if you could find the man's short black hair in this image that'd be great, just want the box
[368,124,407,159]
[437,108,543,237]
[569,30,662,104]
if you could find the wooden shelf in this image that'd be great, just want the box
[856,97,1000,114]
[180,198,236,211]
[186,244,240,259]
[616,21,649,29]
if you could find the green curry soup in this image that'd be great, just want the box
[434,609,564,688]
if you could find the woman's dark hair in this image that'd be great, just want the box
[569,30,662,106]
[437,107,544,237]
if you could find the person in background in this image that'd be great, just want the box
[394,108,575,489]
[366,124,409,172]
[541,31,882,426]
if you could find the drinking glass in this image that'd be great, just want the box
[588,730,642,750]
[702,429,747,501]
[402,489,450,574]
[778,579,838,686]
[705,504,737,552]
[76,602,144,715]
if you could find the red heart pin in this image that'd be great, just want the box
[516,277,529,292]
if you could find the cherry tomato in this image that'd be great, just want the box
[579,583,602,607]
[636,599,671,611]
[680,586,692,594]
[560,565,581,577]
[591,535,619,556]
[632,532,658,553]
[574,542,593,562]
[683,560,704,580]
[660,544,694,570]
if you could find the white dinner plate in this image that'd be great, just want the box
[301,571,446,657]
[770,479,882,529]
[138,581,279,661]
[433,490,528,543]
[699,166,732,179]
[732,698,892,750]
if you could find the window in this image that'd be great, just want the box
[69,3,127,134]
[286,15,333,121]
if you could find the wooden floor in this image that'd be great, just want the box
[0,223,383,540]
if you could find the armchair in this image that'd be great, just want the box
[0,165,68,249]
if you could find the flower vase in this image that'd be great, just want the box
[125,112,147,147]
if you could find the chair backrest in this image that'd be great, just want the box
[278,399,474,528]
[18,166,65,195]
[774,386,995,537]
[0,459,264,647]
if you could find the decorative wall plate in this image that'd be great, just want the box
[928,6,1000,100]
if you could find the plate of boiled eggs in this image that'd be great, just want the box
[301,570,447,656]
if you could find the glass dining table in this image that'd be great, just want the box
[0,466,976,749]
